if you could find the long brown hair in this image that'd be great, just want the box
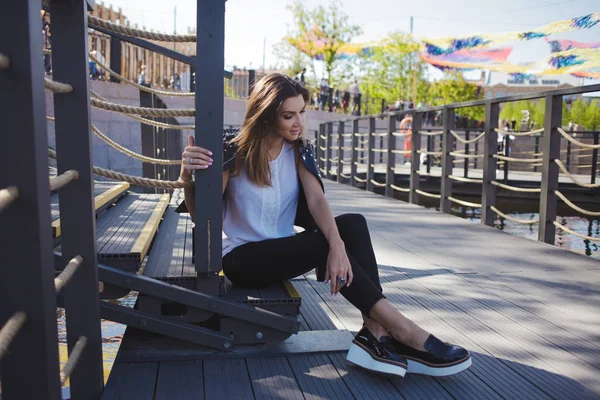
[231,73,310,187]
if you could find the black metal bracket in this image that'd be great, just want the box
[88,24,233,79]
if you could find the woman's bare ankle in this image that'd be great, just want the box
[363,318,389,340]
[390,324,429,351]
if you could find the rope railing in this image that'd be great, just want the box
[554,221,600,242]
[340,133,353,137]
[448,196,482,208]
[554,159,600,188]
[50,170,79,192]
[392,132,410,137]
[89,55,194,97]
[494,127,544,137]
[45,78,73,94]
[319,157,327,162]
[0,312,26,361]
[319,146,327,151]
[359,139,369,145]
[48,149,186,190]
[90,97,195,117]
[339,172,351,179]
[370,179,386,187]
[557,127,600,149]
[419,130,444,136]
[490,206,539,224]
[415,189,441,199]
[60,336,87,385]
[54,255,84,294]
[0,186,19,214]
[88,15,196,42]
[354,133,369,137]
[491,181,542,193]
[449,152,484,159]
[390,184,410,193]
[0,53,9,70]
[371,149,386,153]
[493,154,542,163]
[449,130,486,144]
[340,160,351,165]
[555,190,600,216]
[417,150,443,156]
[353,176,367,183]
[448,175,483,183]
[391,150,411,154]
[371,132,387,137]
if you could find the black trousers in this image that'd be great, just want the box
[222,213,385,316]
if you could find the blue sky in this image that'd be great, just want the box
[101,0,600,80]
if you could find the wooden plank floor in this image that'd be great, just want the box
[104,180,600,399]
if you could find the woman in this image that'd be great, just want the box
[178,73,471,378]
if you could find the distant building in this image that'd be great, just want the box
[483,72,585,102]
[227,67,287,98]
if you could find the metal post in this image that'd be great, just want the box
[426,133,432,174]
[440,107,455,213]
[328,87,334,112]
[0,1,62,398]
[50,0,104,397]
[503,133,510,182]
[481,102,500,227]
[474,139,479,170]
[534,135,540,173]
[337,122,345,182]
[140,89,156,182]
[566,130,572,170]
[351,119,359,187]
[591,133,599,184]
[366,117,376,191]
[109,36,122,83]
[195,0,225,276]
[464,130,470,178]
[385,115,396,198]
[326,122,333,180]
[410,112,422,204]
[539,94,563,244]
[248,69,255,97]
[316,124,324,171]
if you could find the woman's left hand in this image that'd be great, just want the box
[325,244,353,295]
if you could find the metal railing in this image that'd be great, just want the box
[318,83,600,247]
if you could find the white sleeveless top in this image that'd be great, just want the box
[222,141,299,257]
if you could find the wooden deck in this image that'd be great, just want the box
[103,180,600,399]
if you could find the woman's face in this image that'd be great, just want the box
[273,94,306,142]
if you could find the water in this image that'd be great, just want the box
[57,292,137,399]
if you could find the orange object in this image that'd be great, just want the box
[400,116,413,152]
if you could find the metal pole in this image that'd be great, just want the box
[503,133,510,183]
[566,133,572,170]
[385,115,396,198]
[426,133,432,174]
[337,121,345,182]
[534,135,540,173]
[109,36,122,83]
[351,119,359,187]
[440,107,455,213]
[481,102,500,227]
[591,133,599,184]
[0,1,62,398]
[195,0,225,276]
[50,0,104,397]
[464,130,470,178]
[316,124,323,171]
[366,117,376,192]
[326,122,333,180]
[538,94,562,244]
[410,112,422,204]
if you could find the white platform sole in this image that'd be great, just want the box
[346,343,407,377]
[407,356,472,377]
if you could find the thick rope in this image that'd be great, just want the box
[491,181,541,193]
[88,15,195,42]
[419,130,444,136]
[449,130,486,144]
[353,176,367,183]
[557,127,600,149]
[392,132,409,137]
[448,175,483,183]
[50,170,79,192]
[448,196,481,208]
[370,179,387,187]
[48,149,186,190]
[417,150,442,156]
[45,78,73,94]
[319,146,327,151]
[494,127,544,137]
[55,255,83,293]
[319,157,327,162]
[319,135,327,140]
[89,54,195,97]
[554,221,600,242]
[415,189,441,199]
[319,168,327,175]
[340,160,351,165]
[60,336,87,385]
[90,97,195,117]
[554,159,600,188]
[354,133,369,137]
[0,186,19,214]
[339,172,351,179]
[0,53,10,70]
[555,190,600,217]
[490,206,539,224]
[371,132,387,137]
[105,112,192,130]
[0,312,26,361]
[340,133,353,137]
[449,152,484,159]
[493,154,542,163]
[391,149,411,154]
[390,184,410,193]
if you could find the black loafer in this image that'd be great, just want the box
[346,327,408,377]
[391,334,471,376]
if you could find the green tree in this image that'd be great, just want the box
[570,99,588,127]
[428,72,484,120]
[585,99,600,130]
[282,0,362,82]
[272,41,314,86]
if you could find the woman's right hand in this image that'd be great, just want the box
[179,135,214,182]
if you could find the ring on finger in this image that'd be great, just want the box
[338,276,346,287]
